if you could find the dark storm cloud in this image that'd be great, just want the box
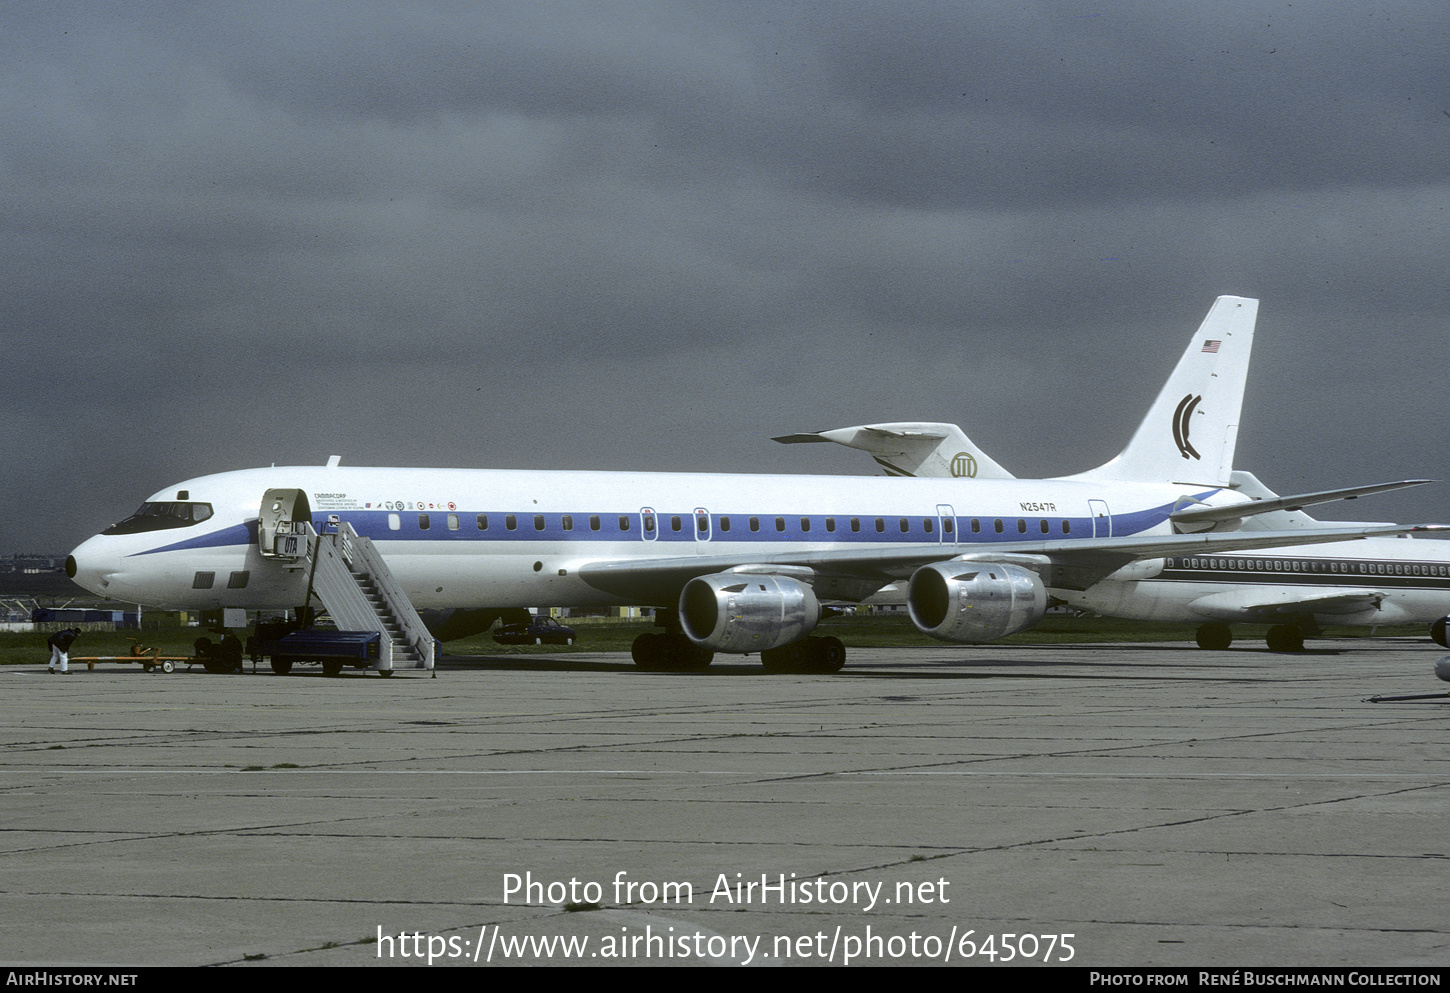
[1,1,1448,552]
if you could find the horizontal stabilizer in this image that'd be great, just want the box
[1171,479,1434,529]
[773,422,1014,479]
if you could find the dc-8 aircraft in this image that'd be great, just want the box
[66,296,1443,671]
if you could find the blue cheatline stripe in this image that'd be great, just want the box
[130,494,1210,556]
[131,522,257,556]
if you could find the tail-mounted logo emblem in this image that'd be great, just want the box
[950,452,978,478]
[1172,394,1201,460]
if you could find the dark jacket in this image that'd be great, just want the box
[47,629,79,652]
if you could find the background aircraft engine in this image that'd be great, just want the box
[907,562,1047,643]
[679,574,821,653]
[1431,615,1450,649]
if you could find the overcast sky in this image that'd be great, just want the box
[4,1,1448,555]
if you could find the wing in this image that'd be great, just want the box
[1185,586,1388,621]
[576,523,1444,604]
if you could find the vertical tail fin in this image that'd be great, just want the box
[1070,296,1257,486]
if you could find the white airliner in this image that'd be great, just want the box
[66,296,1445,670]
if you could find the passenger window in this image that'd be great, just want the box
[476,514,488,530]
[534,515,545,531]
[506,514,517,531]
[643,514,655,533]
[850,518,860,533]
[448,514,459,530]
[1017,519,1026,534]
[419,514,430,530]
[971,519,981,533]
[875,518,885,533]
[1062,520,1070,534]
[924,519,933,534]
[589,515,600,531]
[1040,520,1049,534]
[775,517,785,532]
[562,515,573,531]
[697,515,708,533]
[389,513,401,531]
[750,517,760,532]
[994,519,1003,533]
[619,516,630,531]
[943,519,953,535]
[720,516,731,532]
[801,517,810,532]
[671,516,682,532]
[899,518,909,533]
[826,518,836,533]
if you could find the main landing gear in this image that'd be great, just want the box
[1194,622,1233,651]
[1264,624,1305,653]
[760,636,847,674]
[1194,622,1306,652]
[629,608,848,673]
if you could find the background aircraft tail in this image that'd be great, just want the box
[1070,295,1257,487]
[773,422,1015,479]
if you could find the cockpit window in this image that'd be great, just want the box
[102,502,215,535]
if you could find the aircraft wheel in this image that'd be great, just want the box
[761,643,807,673]
[1431,616,1449,648]
[646,633,712,671]
[161,661,174,674]
[810,636,847,673]
[271,656,294,676]
[631,633,664,670]
[1265,624,1304,653]
[1195,623,1233,651]
[322,658,344,677]
[377,669,394,678]
[759,647,789,672]
[677,640,713,671]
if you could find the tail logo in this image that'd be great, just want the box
[950,452,978,478]
[1172,394,1202,460]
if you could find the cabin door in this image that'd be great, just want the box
[936,504,956,543]
[258,488,314,558]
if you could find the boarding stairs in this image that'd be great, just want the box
[291,521,435,671]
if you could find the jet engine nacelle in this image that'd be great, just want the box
[907,561,1047,643]
[679,573,821,653]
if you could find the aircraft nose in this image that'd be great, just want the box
[67,537,119,595]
